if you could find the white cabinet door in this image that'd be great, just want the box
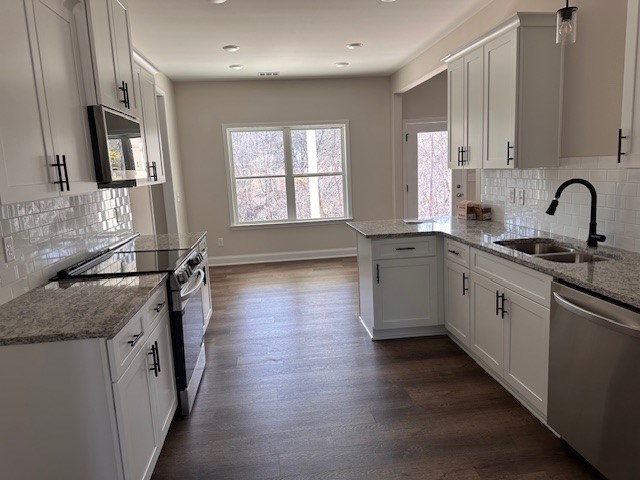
[135,65,165,184]
[483,29,517,169]
[113,347,158,480]
[470,272,504,375]
[444,260,470,345]
[0,1,61,204]
[448,57,465,169]
[503,289,550,415]
[464,47,484,170]
[620,0,640,167]
[31,0,96,196]
[374,257,439,330]
[202,268,212,331]
[147,311,177,444]
[110,0,138,116]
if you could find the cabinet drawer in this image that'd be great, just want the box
[444,238,470,267]
[142,286,168,333]
[108,312,145,382]
[372,236,436,260]
[470,248,551,307]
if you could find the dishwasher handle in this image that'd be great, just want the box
[553,292,640,338]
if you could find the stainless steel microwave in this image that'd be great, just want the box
[87,105,148,188]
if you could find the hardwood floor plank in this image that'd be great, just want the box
[152,258,603,480]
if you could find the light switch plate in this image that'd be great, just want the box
[508,188,516,204]
[3,236,15,262]
[517,189,526,206]
[217,237,224,247]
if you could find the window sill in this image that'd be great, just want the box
[230,218,354,230]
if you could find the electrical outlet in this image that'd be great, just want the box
[3,236,15,262]
[517,189,526,206]
[508,188,516,204]
[217,237,224,247]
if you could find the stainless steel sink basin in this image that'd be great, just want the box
[535,252,610,263]
[494,239,574,255]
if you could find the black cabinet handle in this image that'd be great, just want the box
[148,341,160,377]
[127,331,144,348]
[154,340,161,373]
[618,128,627,164]
[51,155,65,192]
[376,264,380,284]
[507,141,514,165]
[61,154,70,191]
[460,147,467,166]
[153,301,166,312]
[149,162,158,181]
[457,146,463,167]
[496,291,508,318]
[395,247,416,251]
[119,81,130,109]
[462,273,468,296]
[447,249,460,256]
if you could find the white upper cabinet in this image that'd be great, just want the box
[84,0,139,117]
[0,0,96,205]
[445,13,563,170]
[134,62,166,185]
[447,47,483,170]
[619,0,640,167]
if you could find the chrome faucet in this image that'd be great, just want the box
[545,178,606,248]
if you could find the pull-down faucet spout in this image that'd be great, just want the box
[545,178,606,248]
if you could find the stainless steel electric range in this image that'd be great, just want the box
[54,233,212,415]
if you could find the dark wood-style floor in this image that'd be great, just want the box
[152,258,602,480]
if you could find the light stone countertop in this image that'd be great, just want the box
[347,217,640,311]
[0,274,167,346]
[130,231,207,251]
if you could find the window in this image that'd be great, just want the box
[224,123,351,226]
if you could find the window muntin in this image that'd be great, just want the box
[225,123,350,226]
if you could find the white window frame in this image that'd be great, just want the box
[223,121,352,227]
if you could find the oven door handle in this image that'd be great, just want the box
[180,269,206,300]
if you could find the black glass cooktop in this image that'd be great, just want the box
[57,248,191,279]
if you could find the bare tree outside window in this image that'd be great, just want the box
[417,131,450,218]
[226,124,350,225]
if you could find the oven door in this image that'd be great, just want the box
[172,268,206,391]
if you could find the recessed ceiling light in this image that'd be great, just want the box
[223,45,240,52]
[347,43,363,49]
[209,0,227,4]
[335,62,350,68]
[380,0,396,2]
[229,64,244,70]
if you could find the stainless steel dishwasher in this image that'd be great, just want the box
[549,282,640,480]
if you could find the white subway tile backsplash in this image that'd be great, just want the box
[481,156,640,252]
[0,189,132,305]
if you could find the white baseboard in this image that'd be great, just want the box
[208,247,356,267]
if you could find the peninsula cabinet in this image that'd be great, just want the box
[0,0,97,205]
[357,235,444,340]
[619,0,640,167]
[134,62,166,185]
[444,13,563,170]
[447,46,484,170]
[0,289,176,480]
[443,239,471,345]
[84,0,139,117]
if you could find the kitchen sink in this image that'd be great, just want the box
[494,238,611,263]
[494,239,574,255]
[534,252,610,263]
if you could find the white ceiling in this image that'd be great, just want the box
[128,0,491,81]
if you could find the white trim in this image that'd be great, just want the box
[132,49,159,75]
[208,247,356,266]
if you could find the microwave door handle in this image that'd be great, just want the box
[180,269,206,300]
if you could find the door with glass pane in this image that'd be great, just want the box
[404,122,464,219]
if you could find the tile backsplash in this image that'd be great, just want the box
[482,156,640,252]
[0,189,132,305]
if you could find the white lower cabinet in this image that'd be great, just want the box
[0,287,176,480]
[452,248,551,419]
[357,235,443,340]
[443,259,470,345]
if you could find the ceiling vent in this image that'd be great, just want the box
[259,72,280,77]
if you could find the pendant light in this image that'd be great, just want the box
[556,0,578,45]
